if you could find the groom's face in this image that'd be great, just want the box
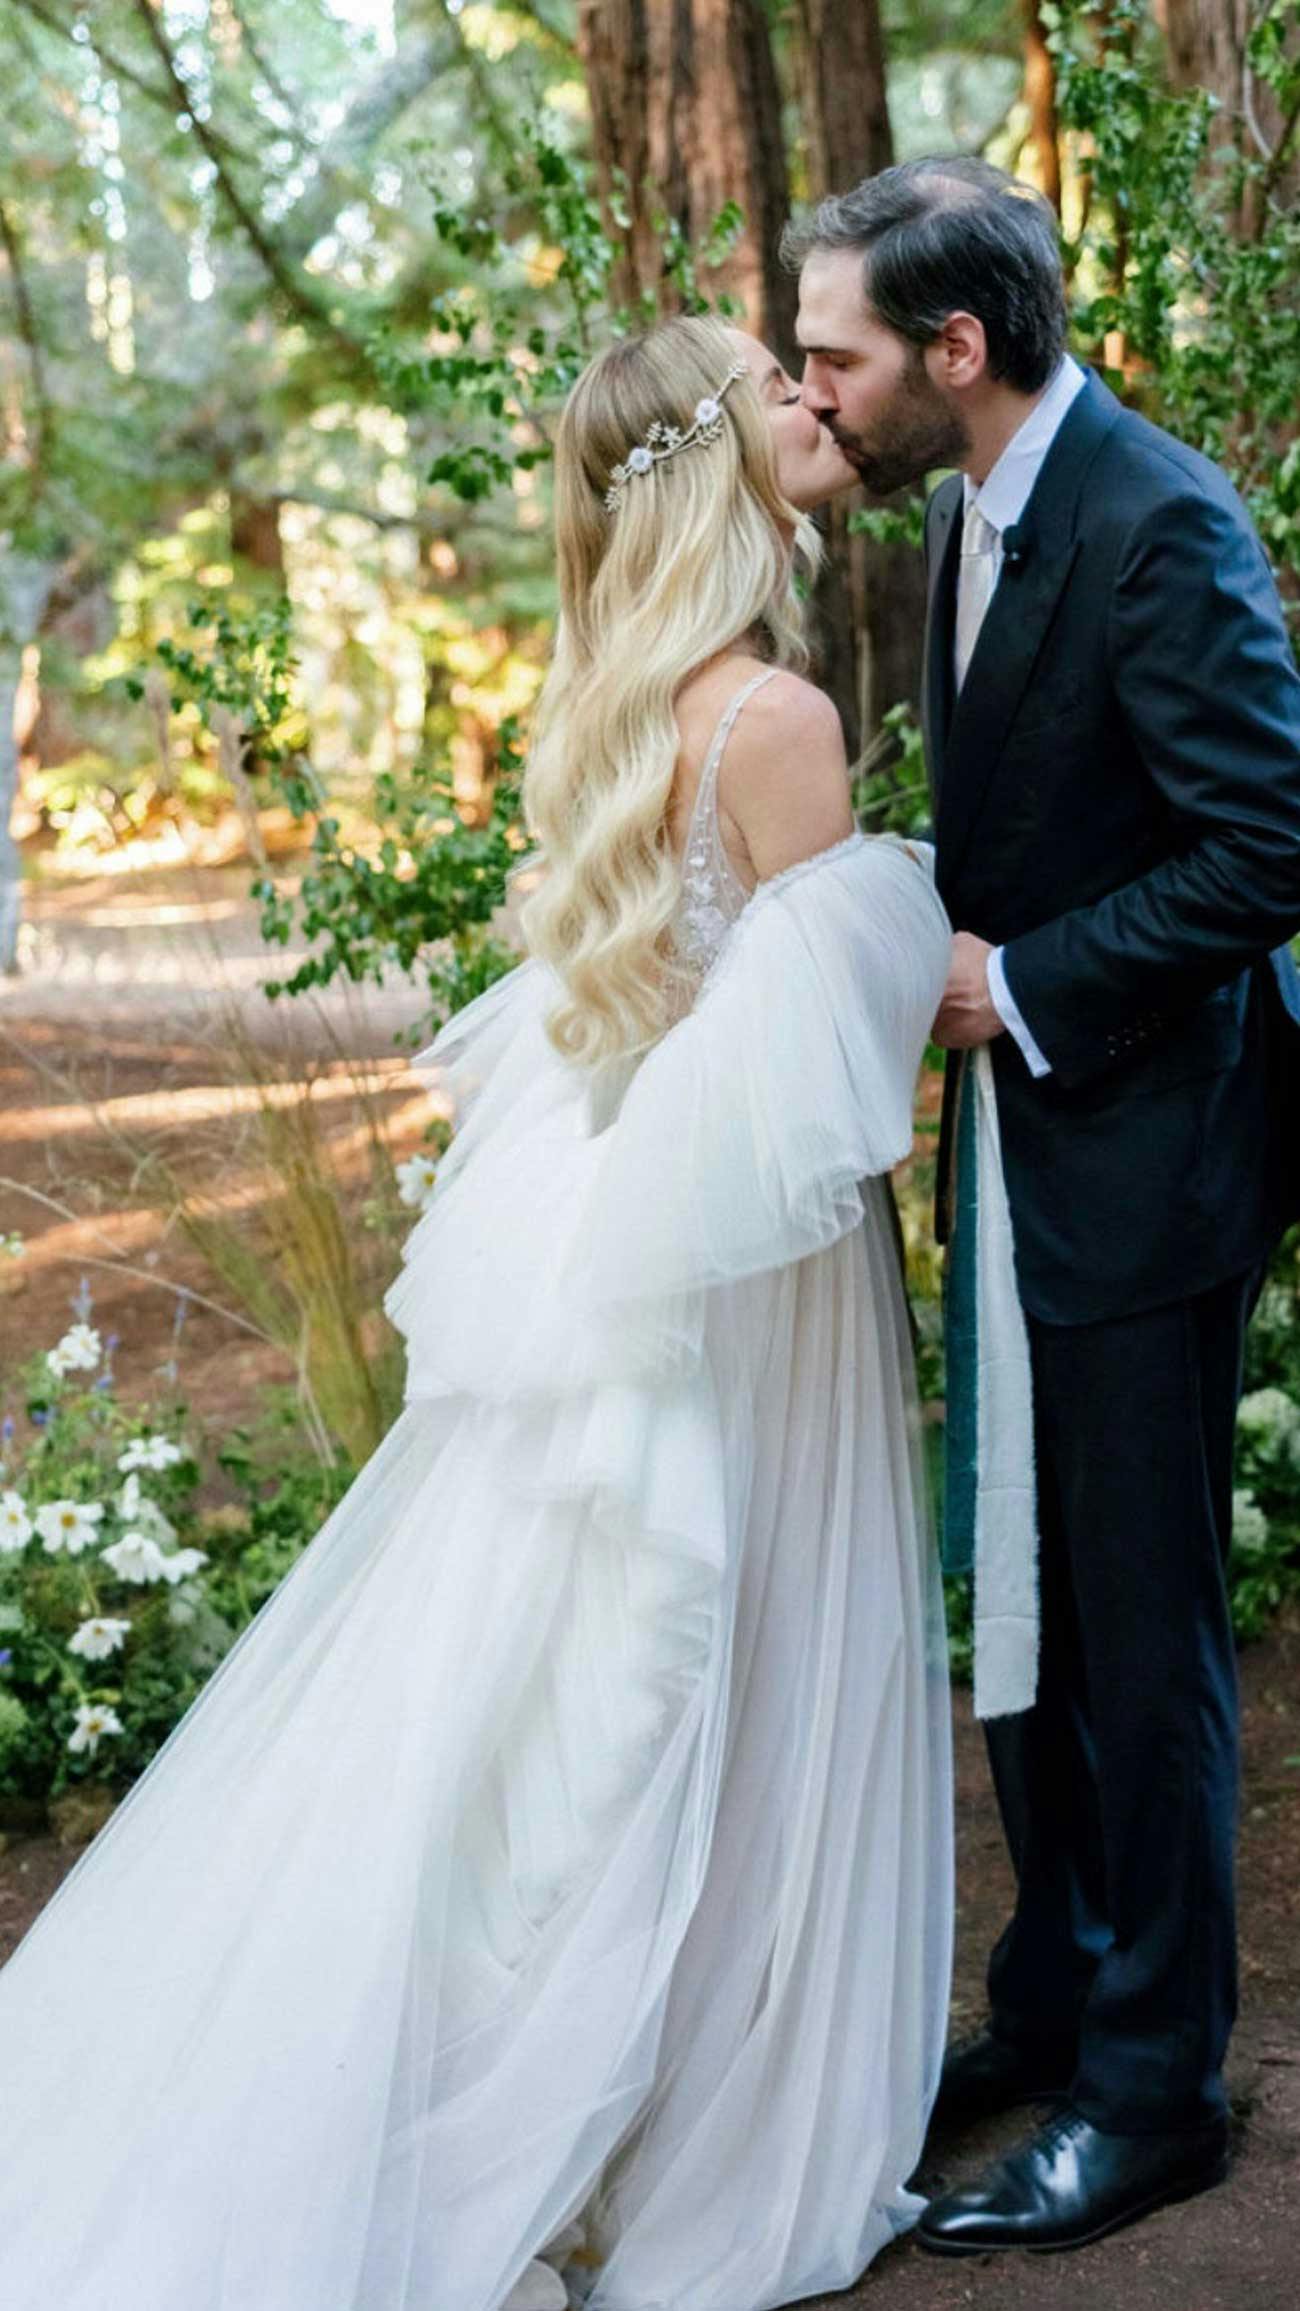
[796,249,969,496]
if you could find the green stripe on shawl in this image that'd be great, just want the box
[942,1052,978,1578]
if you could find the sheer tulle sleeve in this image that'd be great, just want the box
[384,834,951,1403]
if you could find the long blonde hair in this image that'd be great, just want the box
[519,314,818,1072]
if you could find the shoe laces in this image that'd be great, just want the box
[1033,2105,1089,2155]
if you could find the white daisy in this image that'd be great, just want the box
[67,1701,124,1757]
[68,1617,132,1662]
[396,1154,439,1211]
[1231,1489,1270,1555]
[35,1499,107,1557]
[116,1434,184,1474]
[100,1530,170,1585]
[157,1546,209,1586]
[0,1490,33,1553]
[45,1323,102,1378]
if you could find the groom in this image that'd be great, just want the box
[787,156,1300,2253]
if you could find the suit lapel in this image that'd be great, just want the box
[921,476,962,803]
[933,369,1124,894]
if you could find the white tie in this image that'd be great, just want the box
[954,499,1000,691]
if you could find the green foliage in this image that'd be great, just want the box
[0,1297,351,1814]
[152,592,525,1036]
[378,127,745,510]
[1048,0,1300,615]
[1229,1234,1300,1635]
[852,703,933,837]
[150,596,304,777]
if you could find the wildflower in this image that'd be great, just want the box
[1237,1388,1300,1463]
[0,1232,23,1259]
[35,1499,107,1557]
[1232,1489,1270,1555]
[117,1434,184,1474]
[0,1490,33,1553]
[116,1472,177,1544]
[396,1154,439,1211]
[67,1702,124,1757]
[157,1546,209,1586]
[100,1530,169,1585]
[45,1322,103,1378]
[68,1617,132,1662]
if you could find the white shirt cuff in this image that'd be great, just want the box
[987,946,1052,1078]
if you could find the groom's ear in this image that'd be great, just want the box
[926,311,987,392]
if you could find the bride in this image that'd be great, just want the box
[0,314,954,2311]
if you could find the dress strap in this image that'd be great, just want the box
[690,666,780,832]
[697,670,780,804]
[677,667,781,931]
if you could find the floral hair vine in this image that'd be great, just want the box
[603,360,748,513]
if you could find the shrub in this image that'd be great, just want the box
[0,1287,352,1819]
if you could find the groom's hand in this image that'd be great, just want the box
[932,933,1005,1050]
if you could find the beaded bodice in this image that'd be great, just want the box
[669,668,778,976]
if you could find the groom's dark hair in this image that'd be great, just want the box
[781,155,1069,396]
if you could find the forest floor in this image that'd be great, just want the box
[1,854,1297,2311]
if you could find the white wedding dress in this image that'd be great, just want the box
[0,671,954,2311]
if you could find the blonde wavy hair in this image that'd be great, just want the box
[518,313,820,1073]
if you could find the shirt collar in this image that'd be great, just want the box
[962,355,1088,536]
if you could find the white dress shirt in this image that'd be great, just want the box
[954,355,1088,1080]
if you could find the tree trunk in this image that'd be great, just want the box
[794,0,892,197]
[0,557,59,973]
[1162,0,1299,229]
[231,493,286,580]
[576,0,794,348]
[792,0,924,755]
[1164,0,1251,124]
[1022,0,1062,211]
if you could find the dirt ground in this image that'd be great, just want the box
[2,858,1297,2310]
[2,1632,1293,2310]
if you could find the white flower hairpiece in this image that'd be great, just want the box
[603,360,748,512]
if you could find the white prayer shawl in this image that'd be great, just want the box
[968,1044,1040,1718]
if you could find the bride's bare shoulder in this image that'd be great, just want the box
[720,669,853,881]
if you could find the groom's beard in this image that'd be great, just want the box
[824,351,970,498]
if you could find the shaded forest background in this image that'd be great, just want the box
[1,0,1297,985]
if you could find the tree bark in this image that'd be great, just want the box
[1164,0,1251,122]
[1022,0,1062,212]
[1163,0,1298,228]
[794,0,892,194]
[576,0,794,348]
[230,494,287,581]
[792,0,924,755]
[0,558,59,973]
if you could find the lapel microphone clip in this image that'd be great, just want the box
[1001,522,1030,571]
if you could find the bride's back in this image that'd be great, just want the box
[668,655,855,895]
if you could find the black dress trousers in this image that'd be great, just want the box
[982,1259,1267,2133]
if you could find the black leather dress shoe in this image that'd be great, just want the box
[929,2026,1074,2128]
[917,2104,1230,2254]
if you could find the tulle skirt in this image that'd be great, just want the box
[0,834,954,2310]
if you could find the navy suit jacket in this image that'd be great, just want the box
[924,368,1300,1325]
